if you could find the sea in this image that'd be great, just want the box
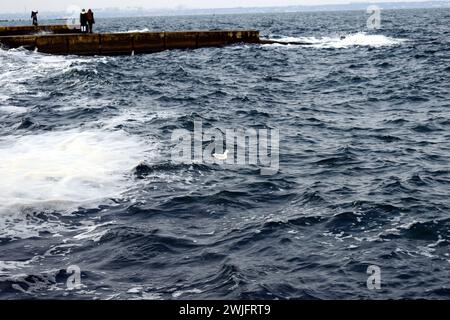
[0,9,449,299]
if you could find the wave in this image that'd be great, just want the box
[0,128,151,212]
[0,105,27,114]
[122,28,151,33]
[0,47,98,99]
[267,32,407,48]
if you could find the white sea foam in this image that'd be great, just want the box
[123,28,151,33]
[72,221,114,242]
[268,32,407,49]
[0,47,98,98]
[0,128,151,212]
[0,260,34,275]
[172,288,203,298]
[0,105,28,114]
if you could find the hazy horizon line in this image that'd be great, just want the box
[0,0,448,18]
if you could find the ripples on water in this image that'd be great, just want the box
[0,9,449,299]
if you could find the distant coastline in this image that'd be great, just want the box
[0,1,449,20]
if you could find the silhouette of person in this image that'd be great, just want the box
[80,9,88,33]
[31,11,38,26]
[86,9,95,33]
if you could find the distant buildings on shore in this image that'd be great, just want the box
[1,1,449,21]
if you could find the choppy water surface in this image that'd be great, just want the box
[0,9,449,299]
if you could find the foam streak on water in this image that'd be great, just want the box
[268,32,407,48]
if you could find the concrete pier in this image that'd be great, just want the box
[0,25,81,36]
[0,30,260,55]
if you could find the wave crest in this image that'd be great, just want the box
[268,32,407,48]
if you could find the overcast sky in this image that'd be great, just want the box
[0,1,429,13]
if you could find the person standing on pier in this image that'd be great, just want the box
[31,11,38,26]
[86,9,95,33]
[80,9,88,33]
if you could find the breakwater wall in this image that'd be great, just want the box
[0,30,260,55]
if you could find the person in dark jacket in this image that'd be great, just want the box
[86,9,95,33]
[80,9,88,33]
[31,11,38,26]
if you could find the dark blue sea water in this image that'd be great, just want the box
[0,9,449,299]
